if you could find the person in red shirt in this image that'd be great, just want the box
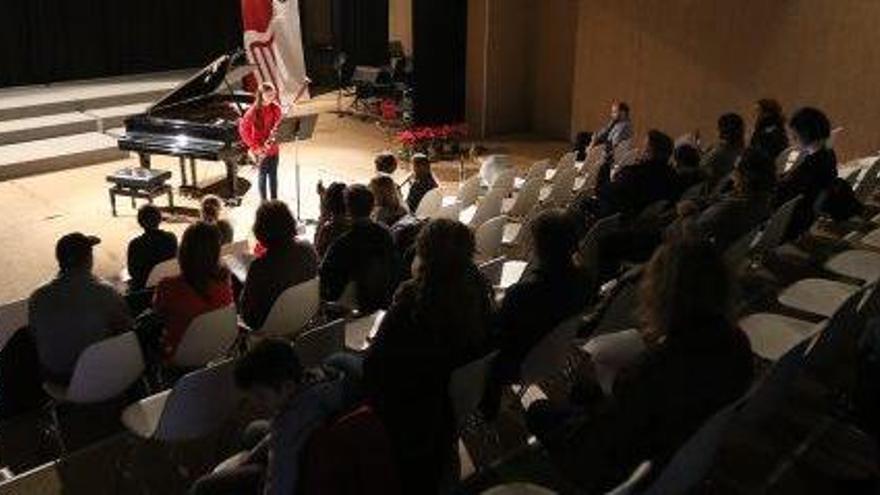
[239,82,283,202]
[154,222,233,361]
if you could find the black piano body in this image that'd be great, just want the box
[117,53,253,205]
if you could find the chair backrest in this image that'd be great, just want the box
[66,332,145,404]
[520,315,582,385]
[592,275,641,337]
[259,277,320,338]
[145,258,180,288]
[558,151,576,168]
[722,225,761,270]
[524,160,550,182]
[474,216,507,262]
[0,298,28,353]
[0,461,62,495]
[490,169,517,196]
[457,174,482,209]
[508,176,543,218]
[433,202,461,220]
[481,483,557,495]
[853,157,880,200]
[171,305,238,368]
[478,256,507,287]
[414,188,443,218]
[448,350,499,431]
[545,167,578,207]
[153,359,238,442]
[643,400,744,495]
[579,214,621,275]
[469,188,506,228]
[752,195,802,256]
[294,319,346,369]
[606,461,652,495]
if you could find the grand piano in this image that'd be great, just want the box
[117,52,254,205]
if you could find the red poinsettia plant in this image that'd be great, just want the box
[396,123,468,160]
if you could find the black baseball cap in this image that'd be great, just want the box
[56,232,100,270]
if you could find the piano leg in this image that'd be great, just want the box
[190,158,198,188]
[139,153,151,169]
[226,160,240,206]
[178,157,188,187]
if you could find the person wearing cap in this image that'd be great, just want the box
[29,232,133,384]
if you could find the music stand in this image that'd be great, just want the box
[290,114,319,220]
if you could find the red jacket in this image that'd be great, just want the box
[153,274,234,360]
[239,102,282,157]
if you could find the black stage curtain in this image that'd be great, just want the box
[0,0,243,88]
[412,0,467,125]
[330,0,389,79]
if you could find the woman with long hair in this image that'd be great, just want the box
[405,153,438,213]
[363,219,494,492]
[154,222,233,360]
[750,98,789,161]
[369,175,407,226]
[527,238,753,493]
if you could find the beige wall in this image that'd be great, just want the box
[466,0,579,139]
[389,0,413,55]
[570,0,880,160]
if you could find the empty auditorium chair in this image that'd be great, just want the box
[294,319,346,369]
[514,315,582,408]
[514,160,550,191]
[607,461,653,495]
[502,175,542,218]
[739,313,825,361]
[344,310,386,352]
[481,483,557,495]
[449,350,499,432]
[169,305,237,368]
[253,277,320,338]
[462,188,505,228]
[474,216,506,263]
[414,188,443,219]
[145,258,180,288]
[434,202,462,221]
[443,174,481,209]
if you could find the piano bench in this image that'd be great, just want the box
[108,184,174,217]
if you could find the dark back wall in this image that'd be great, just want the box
[0,0,243,88]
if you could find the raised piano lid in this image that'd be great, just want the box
[147,51,251,114]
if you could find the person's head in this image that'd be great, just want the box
[789,107,831,148]
[256,81,277,106]
[200,195,224,223]
[234,339,303,414]
[718,113,745,147]
[644,129,674,165]
[253,200,298,250]
[640,238,732,342]
[55,232,100,273]
[321,182,347,219]
[673,144,701,171]
[413,219,475,282]
[732,147,776,196]
[375,153,398,175]
[178,222,224,296]
[531,209,579,270]
[369,175,402,210]
[755,98,784,124]
[344,184,375,220]
[412,153,433,182]
[611,101,630,121]
[137,204,163,232]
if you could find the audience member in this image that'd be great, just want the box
[776,107,838,239]
[201,195,234,245]
[320,185,398,312]
[154,222,233,361]
[405,153,438,213]
[483,210,591,417]
[363,219,494,492]
[126,204,178,292]
[675,147,776,249]
[240,201,319,330]
[701,113,746,191]
[190,340,349,495]
[672,143,705,195]
[527,238,753,493]
[591,101,633,152]
[29,233,132,384]
[374,153,398,176]
[314,182,350,258]
[750,98,790,161]
[595,129,679,217]
[369,176,407,227]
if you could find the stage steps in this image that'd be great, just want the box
[0,71,191,181]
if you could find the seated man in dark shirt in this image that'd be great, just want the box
[127,204,178,291]
[483,209,592,417]
[595,129,680,218]
[240,201,319,329]
[320,185,398,312]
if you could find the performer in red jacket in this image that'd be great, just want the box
[239,82,283,201]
